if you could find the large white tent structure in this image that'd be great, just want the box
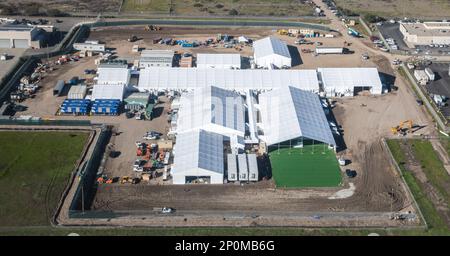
[253,37,291,68]
[318,68,383,96]
[92,84,125,100]
[172,129,227,184]
[97,65,131,86]
[258,86,336,147]
[196,53,241,69]
[176,86,245,136]
[138,68,319,92]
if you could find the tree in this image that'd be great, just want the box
[228,9,238,16]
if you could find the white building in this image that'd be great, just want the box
[67,85,87,99]
[139,50,174,68]
[400,22,450,45]
[91,84,125,101]
[138,68,319,92]
[318,68,383,96]
[97,64,131,86]
[0,24,42,48]
[258,86,336,148]
[196,53,241,69]
[73,41,105,52]
[176,86,246,136]
[227,154,238,181]
[171,129,227,184]
[253,36,291,68]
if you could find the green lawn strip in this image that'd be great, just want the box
[0,131,89,226]
[269,146,341,188]
[410,140,450,206]
[386,140,449,234]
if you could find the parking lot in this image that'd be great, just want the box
[422,62,450,119]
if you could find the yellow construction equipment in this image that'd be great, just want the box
[391,120,414,135]
[277,29,288,35]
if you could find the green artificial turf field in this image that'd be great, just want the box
[269,145,341,188]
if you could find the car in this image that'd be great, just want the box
[143,134,159,140]
[148,131,163,136]
[345,169,357,178]
[133,159,146,168]
[161,207,175,214]
[133,166,143,172]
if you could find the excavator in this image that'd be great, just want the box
[391,120,414,136]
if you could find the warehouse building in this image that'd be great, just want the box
[196,53,241,69]
[258,86,336,148]
[139,50,174,68]
[96,63,131,86]
[175,86,246,136]
[400,22,450,45]
[172,129,227,184]
[138,68,319,92]
[318,68,383,96]
[0,24,42,48]
[253,36,291,69]
[91,84,126,101]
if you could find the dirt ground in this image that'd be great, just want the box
[0,48,26,82]
[15,25,434,226]
[88,26,382,70]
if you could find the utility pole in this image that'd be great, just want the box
[81,183,85,214]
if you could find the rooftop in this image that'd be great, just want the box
[253,36,291,59]
[401,22,450,37]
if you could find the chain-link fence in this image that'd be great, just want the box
[69,125,112,217]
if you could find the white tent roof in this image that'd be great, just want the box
[92,84,125,100]
[253,36,291,60]
[97,66,130,86]
[172,129,226,175]
[318,68,382,92]
[138,68,319,91]
[196,54,241,68]
[176,86,245,134]
[259,86,335,146]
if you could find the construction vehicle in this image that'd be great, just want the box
[128,35,138,42]
[145,25,161,31]
[277,29,288,35]
[348,28,361,37]
[391,120,414,136]
[120,176,132,184]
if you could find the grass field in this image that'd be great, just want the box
[122,0,314,17]
[387,139,450,234]
[269,145,341,188]
[334,0,450,19]
[0,131,89,226]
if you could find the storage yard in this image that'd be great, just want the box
[0,23,438,228]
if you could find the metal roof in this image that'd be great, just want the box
[253,36,291,60]
[92,84,125,100]
[172,129,226,175]
[97,66,130,86]
[176,86,245,134]
[196,54,241,68]
[258,86,336,146]
[138,68,319,91]
[318,68,383,93]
